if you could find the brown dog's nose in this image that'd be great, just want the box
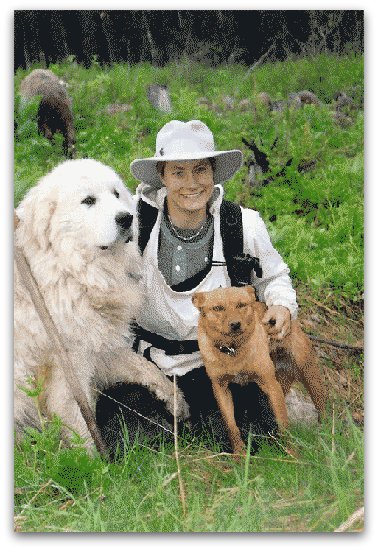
[230,321,241,332]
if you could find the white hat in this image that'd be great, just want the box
[130,120,243,188]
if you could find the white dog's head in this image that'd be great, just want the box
[17,159,136,254]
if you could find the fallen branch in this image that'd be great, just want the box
[308,334,363,352]
[244,42,276,76]
[187,451,315,466]
[334,506,364,532]
[14,213,108,458]
[173,375,187,516]
[305,296,363,325]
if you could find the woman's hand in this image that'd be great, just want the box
[262,305,291,340]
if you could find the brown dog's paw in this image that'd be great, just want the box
[232,443,246,462]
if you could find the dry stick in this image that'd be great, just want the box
[243,42,276,77]
[331,402,335,455]
[92,386,174,435]
[188,451,313,466]
[308,334,363,352]
[305,295,362,325]
[14,216,108,458]
[334,506,364,532]
[173,374,187,516]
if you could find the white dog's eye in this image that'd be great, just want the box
[113,189,120,199]
[81,196,96,206]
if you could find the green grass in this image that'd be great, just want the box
[14,54,363,303]
[14,54,364,532]
[14,411,363,532]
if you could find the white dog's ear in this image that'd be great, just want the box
[17,183,57,252]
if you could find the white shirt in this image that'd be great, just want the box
[134,183,298,376]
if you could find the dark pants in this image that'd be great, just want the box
[96,365,277,456]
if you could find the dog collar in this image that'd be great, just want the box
[218,345,237,357]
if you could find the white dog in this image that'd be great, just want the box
[14,159,188,447]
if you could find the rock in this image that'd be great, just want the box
[198,96,211,106]
[222,96,235,110]
[147,84,172,113]
[256,92,272,110]
[288,91,320,108]
[105,103,132,115]
[285,387,318,425]
[238,98,253,111]
[288,93,302,109]
[246,163,263,187]
[271,100,286,112]
[334,92,355,112]
[332,111,353,128]
[296,90,321,105]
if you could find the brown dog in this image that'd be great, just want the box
[192,286,326,455]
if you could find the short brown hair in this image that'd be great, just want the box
[156,157,216,178]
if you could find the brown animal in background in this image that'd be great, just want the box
[193,286,326,455]
[20,69,76,158]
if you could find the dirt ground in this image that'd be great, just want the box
[296,284,364,425]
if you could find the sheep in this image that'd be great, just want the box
[20,69,75,158]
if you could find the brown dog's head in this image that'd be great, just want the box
[193,286,257,338]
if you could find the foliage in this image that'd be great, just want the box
[14,54,363,303]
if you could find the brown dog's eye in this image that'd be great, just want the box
[113,189,120,198]
[81,196,96,206]
[212,305,225,312]
[236,302,248,309]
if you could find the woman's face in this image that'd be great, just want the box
[160,159,214,221]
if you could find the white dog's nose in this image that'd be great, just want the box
[115,212,133,230]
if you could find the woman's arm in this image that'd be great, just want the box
[241,208,298,320]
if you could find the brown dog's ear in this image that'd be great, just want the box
[192,292,206,310]
[245,286,257,302]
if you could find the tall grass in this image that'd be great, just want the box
[14,411,363,532]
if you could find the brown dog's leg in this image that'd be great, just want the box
[297,357,326,418]
[258,375,289,431]
[274,366,295,396]
[211,378,245,454]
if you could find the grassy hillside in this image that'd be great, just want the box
[13,55,364,532]
[14,54,364,303]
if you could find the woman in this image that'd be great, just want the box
[97,120,298,453]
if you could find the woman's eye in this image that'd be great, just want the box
[174,171,184,177]
[236,302,247,309]
[113,189,120,198]
[213,305,225,312]
[81,196,96,206]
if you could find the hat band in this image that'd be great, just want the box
[155,138,215,158]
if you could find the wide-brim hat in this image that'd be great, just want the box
[130,120,243,188]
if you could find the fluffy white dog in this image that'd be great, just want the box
[14,159,188,447]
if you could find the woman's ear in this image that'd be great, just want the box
[156,161,166,185]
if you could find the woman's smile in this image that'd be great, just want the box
[160,159,215,228]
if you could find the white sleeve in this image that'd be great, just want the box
[241,208,298,319]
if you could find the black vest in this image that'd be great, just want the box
[137,198,262,287]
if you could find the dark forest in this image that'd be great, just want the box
[14,10,364,70]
